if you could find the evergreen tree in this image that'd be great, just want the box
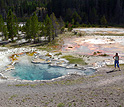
[71,18,75,26]
[0,15,8,40]
[89,8,98,24]
[7,9,18,42]
[3,25,8,40]
[50,13,60,40]
[25,18,32,42]
[100,15,107,25]
[45,15,53,42]
[40,22,46,40]
[59,16,65,33]
[115,0,122,24]
[1,0,124,26]
[30,12,39,43]
[65,8,73,22]
[0,15,4,32]
[71,11,81,25]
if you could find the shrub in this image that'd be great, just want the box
[54,52,62,56]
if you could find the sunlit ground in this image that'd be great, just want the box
[1,28,124,80]
[62,28,124,59]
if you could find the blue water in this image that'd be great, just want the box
[11,61,96,81]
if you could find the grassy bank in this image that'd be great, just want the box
[62,55,87,65]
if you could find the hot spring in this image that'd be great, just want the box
[8,56,96,81]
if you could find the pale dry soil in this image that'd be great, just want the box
[0,66,124,107]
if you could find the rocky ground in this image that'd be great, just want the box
[0,28,124,107]
[0,65,124,107]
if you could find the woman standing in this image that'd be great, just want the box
[113,53,121,71]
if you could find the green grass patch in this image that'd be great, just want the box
[22,97,31,102]
[8,94,18,100]
[57,103,65,107]
[14,83,38,87]
[37,47,53,52]
[94,33,124,36]
[61,55,87,65]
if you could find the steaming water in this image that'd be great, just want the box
[10,56,96,81]
[11,63,95,80]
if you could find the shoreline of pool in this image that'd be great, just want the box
[2,56,96,82]
[0,47,98,82]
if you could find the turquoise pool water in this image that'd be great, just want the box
[9,56,96,81]
[11,62,96,81]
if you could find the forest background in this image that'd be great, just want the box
[0,0,124,43]
[0,0,123,26]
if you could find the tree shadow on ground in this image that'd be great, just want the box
[10,41,48,48]
[30,41,48,47]
[106,70,118,73]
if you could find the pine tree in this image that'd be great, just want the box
[50,13,60,40]
[65,8,73,22]
[100,15,107,25]
[89,8,98,24]
[30,12,39,43]
[3,25,8,40]
[59,16,65,33]
[115,0,122,24]
[25,18,32,42]
[0,15,8,40]
[45,15,53,42]
[40,21,46,39]
[7,9,18,42]
[71,11,81,25]
[0,15,4,32]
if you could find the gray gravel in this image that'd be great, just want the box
[0,66,124,107]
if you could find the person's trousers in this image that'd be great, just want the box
[114,60,120,68]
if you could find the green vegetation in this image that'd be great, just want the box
[45,14,53,42]
[61,55,87,65]
[93,52,97,55]
[13,83,38,87]
[68,103,72,107]
[73,103,76,106]
[0,0,124,27]
[37,47,53,52]
[7,9,18,42]
[100,15,107,25]
[22,97,31,102]
[93,51,109,56]
[99,54,109,57]
[54,52,62,56]
[51,78,85,85]
[57,103,65,107]
[8,94,18,100]
[94,32,124,36]
[0,8,65,45]
[8,77,86,87]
